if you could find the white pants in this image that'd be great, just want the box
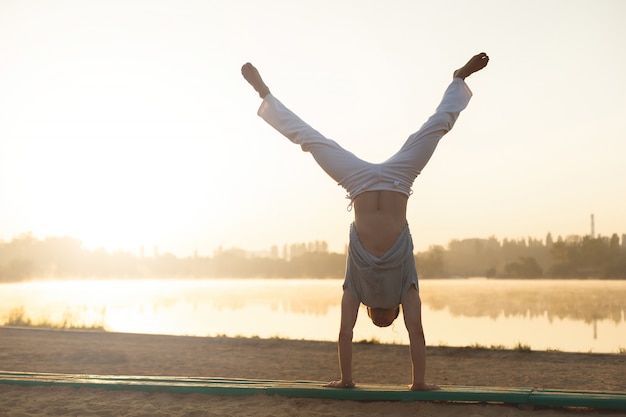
[257,78,473,203]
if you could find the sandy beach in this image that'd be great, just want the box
[1,327,625,416]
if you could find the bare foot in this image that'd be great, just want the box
[453,52,489,80]
[324,380,355,389]
[409,382,441,391]
[241,62,271,99]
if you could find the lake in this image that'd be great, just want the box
[1,278,624,353]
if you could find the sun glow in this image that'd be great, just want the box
[8,112,210,253]
[0,2,240,254]
[2,1,626,257]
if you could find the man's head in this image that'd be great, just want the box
[367,306,400,327]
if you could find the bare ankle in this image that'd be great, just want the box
[453,69,466,80]
[257,86,270,99]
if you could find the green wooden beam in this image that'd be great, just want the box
[1,371,624,410]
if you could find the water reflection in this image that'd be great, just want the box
[1,278,625,353]
[198,280,339,316]
[421,279,626,324]
[139,278,626,324]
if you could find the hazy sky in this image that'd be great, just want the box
[1,0,625,257]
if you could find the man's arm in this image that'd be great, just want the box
[402,285,440,391]
[325,288,359,388]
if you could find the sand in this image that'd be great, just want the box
[0,327,625,416]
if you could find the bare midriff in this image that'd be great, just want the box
[352,190,409,258]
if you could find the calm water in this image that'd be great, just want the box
[1,278,625,353]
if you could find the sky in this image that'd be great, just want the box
[1,0,625,257]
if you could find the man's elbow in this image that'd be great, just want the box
[405,322,425,340]
[338,329,353,343]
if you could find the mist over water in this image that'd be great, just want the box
[1,278,624,353]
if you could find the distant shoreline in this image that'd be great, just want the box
[3,233,626,281]
[2,324,625,355]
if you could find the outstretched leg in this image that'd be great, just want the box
[242,62,369,191]
[381,53,489,189]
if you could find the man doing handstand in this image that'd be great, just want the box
[242,53,489,390]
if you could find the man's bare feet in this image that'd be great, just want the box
[241,62,271,99]
[453,52,489,80]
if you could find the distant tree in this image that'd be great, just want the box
[4,258,34,281]
[609,234,620,254]
[503,256,543,278]
[605,254,626,278]
[270,245,279,259]
[485,266,497,278]
[289,252,344,278]
[415,245,445,278]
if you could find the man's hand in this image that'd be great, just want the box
[324,380,355,389]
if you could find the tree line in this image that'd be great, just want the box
[416,233,626,279]
[1,232,625,282]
